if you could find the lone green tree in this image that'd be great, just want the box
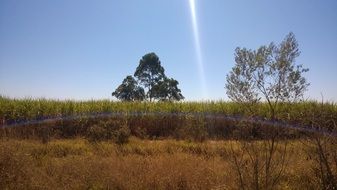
[134,52,183,101]
[225,32,309,119]
[112,75,145,101]
[134,52,165,101]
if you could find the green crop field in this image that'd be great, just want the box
[1,95,336,124]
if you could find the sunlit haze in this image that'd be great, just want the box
[1,0,336,101]
[188,0,208,98]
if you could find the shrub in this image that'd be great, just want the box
[112,124,131,145]
[175,115,208,142]
[85,119,130,144]
[0,145,32,189]
[86,124,107,143]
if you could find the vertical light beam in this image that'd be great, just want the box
[188,0,208,99]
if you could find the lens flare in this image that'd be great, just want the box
[188,0,208,98]
[2,112,335,137]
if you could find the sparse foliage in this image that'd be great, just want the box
[225,33,307,189]
[226,32,309,119]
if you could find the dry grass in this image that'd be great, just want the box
[0,137,327,190]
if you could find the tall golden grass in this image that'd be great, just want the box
[1,138,335,189]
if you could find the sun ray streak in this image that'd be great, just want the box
[188,0,208,98]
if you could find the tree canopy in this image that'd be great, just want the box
[151,77,185,101]
[112,75,145,101]
[112,52,184,102]
[225,32,309,118]
[134,53,166,101]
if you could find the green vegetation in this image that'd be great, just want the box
[226,32,309,119]
[222,33,334,189]
[112,75,145,101]
[112,52,184,101]
[1,96,336,124]
[86,120,130,144]
[1,96,336,140]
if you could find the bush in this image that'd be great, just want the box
[86,124,107,143]
[175,115,208,142]
[112,124,131,145]
[0,145,32,189]
[85,119,130,144]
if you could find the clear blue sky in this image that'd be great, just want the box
[1,0,337,101]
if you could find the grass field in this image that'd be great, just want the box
[0,138,330,190]
[0,97,337,189]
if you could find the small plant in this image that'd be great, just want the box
[304,105,337,190]
[176,114,208,142]
[40,127,50,144]
[228,137,289,190]
[112,124,131,145]
[86,124,107,143]
[85,119,130,144]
